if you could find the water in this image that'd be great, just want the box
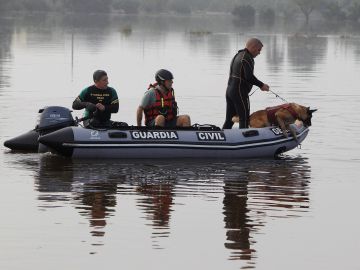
[1,14,359,270]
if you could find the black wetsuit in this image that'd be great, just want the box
[222,49,264,129]
[72,85,119,127]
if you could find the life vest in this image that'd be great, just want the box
[266,104,298,125]
[144,86,177,125]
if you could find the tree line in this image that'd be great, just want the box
[0,0,359,24]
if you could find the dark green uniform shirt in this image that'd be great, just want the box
[75,85,119,122]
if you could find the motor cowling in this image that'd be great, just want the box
[36,106,75,134]
[36,106,75,153]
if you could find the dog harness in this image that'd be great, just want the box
[266,104,298,125]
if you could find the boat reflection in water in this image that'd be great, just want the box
[31,154,310,264]
[222,158,310,265]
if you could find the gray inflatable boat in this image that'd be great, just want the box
[4,106,309,159]
[38,124,309,159]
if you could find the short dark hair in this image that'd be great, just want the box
[93,70,107,82]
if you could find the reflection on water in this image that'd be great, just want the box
[137,181,173,249]
[25,154,311,266]
[223,159,310,265]
[0,19,12,90]
[74,182,117,239]
[265,35,286,73]
[287,35,328,72]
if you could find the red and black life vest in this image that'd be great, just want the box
[266,104,298,125]
[144,87,177,125]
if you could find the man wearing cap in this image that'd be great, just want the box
[72,70,119,128]
[136,69,191,127]
[222,38,270,129]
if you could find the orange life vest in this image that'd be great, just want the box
[144,87,177,125]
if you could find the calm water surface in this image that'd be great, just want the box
[0,14,359,270]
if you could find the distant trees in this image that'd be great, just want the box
[259,7,276,25]
[232,5,256,22]
[348,1,360,21]
[22,0,52,11]
[293,0,321,24]
[169,0,191,14]
[0,0,359,25]
[141,0,169,12]
[113,0,140,14]
[0,0,12,11]
[0,0,113,13]
[319,1,347,22]
[292,0,360,24]
[63,0,112,13]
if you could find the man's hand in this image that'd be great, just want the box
[261,84,270,91]
[86,102,97,112]
[96,103,106,111]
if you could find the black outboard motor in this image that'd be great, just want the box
[36,106,75,134]
[4,106,75,152]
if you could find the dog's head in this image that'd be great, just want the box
[303,107,317,126]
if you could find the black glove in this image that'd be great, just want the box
[86,102,96,112]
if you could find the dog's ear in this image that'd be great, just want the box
[307,107,317,113]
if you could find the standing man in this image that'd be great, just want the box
[72,70,119,128]
[223,38,270,129]
[137,69,191,127]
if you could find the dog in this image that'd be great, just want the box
[232,103,317,141]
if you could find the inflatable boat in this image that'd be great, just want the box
[4,106,309,159]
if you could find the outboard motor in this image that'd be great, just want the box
[36,106,75,152]
[36,106,74,134]
[4,106,75,152]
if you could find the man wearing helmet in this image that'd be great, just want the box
[136,69,191,127]
[223,38,270,129]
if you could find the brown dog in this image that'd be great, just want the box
[232,103,317,141]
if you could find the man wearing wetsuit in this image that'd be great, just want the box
[223,38,270,129]
[72,70,119,128]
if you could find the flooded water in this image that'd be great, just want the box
[1,14,359,269]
